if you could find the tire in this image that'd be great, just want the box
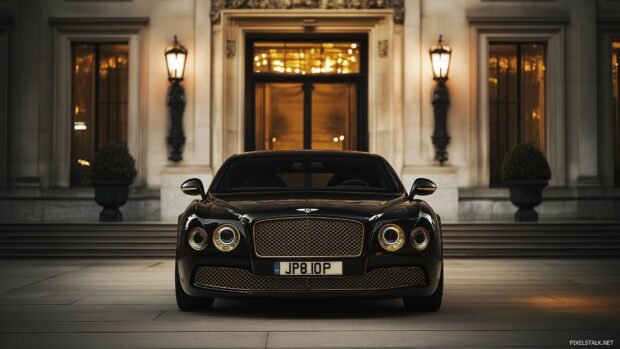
[175,262,214,311]
[403,266,443,312]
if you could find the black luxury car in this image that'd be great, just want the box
[175,150,443,311]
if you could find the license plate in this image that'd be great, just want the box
[274,261,343,276]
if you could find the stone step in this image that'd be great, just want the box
[1,222,619,257]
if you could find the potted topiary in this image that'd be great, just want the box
[91,144,137,222]
[501,144,551,222]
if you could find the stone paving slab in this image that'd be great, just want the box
[0,258,618,348]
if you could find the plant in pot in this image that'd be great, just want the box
[501,144,551,222]
[91,144,137,222]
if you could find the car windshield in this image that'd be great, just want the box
[214,154,402,193]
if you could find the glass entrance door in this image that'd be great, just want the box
[253,82,357,151]
[311,83,357,150]
[246,36,367,151]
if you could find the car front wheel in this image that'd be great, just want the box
[403,266,443,312]
[175,262,214,311]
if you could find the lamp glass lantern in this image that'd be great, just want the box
[165,35,188,81]
[429,35,452,80]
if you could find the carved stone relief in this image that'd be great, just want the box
[211,0,404,24]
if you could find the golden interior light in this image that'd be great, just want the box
[253,41,360,75]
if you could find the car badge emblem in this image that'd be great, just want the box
[296,208,319,214]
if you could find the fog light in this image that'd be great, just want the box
[411,227,430,251]
[188,226,208,251]
[379,224,405,252]
[213,224,240,252]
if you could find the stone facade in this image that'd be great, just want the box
[0,0,619,222]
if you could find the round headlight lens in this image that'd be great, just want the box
[188,226,208,251]
[213,224,240,252]
[411,227,430,251]
[378,224,405,252]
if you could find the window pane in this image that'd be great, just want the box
[254,83,304,150]
[488,42,546,187]
[488,44,518,187]
[98,44,129,147]
[70,44,96,187]
[70,42,129,187]
[521,44,545,151]
[613,41,620,186]
[253,42,360,75]
[311,83,357,150]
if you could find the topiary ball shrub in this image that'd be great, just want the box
[501,144,551,182]
[91,144,137,182]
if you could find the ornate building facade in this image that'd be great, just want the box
[0,0,619,222]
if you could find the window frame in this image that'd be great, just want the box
[470,21,566,187]
[50,19,146,188]
[487,41,547,187]
[70,42,130,187]
[244,33,369,152]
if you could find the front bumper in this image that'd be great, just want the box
[177,255,442,299]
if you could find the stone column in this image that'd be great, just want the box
[568,0,600,187]
[9,1,42,187]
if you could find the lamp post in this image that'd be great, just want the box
[164,35,188,162]
[429,35,452,165]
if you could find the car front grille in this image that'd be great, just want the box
[193,266,426,291]
[253,217,364,258]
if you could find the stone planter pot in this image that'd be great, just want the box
[92,179,131,222]
[505,180,548,222]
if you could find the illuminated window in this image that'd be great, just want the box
[613,41,620,186]
[488,42,546,187]
[253,42,360,75]
[246,36,367,152]
[71,43,129,187]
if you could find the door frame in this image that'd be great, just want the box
[244,33,368,151]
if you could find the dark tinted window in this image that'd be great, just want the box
[214,155,401,193]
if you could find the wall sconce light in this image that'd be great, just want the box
[429,34,452,165]
[164,35,188,162]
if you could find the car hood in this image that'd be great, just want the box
[210,192,409,220]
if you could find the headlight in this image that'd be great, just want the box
[411,226,430,251]
[378,224,405,252]
[188,226,208,251]
[212,224,240,252]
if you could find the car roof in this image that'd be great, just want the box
[230,150,386,160]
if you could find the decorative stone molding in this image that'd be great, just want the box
[212,10,402,172]
[378,39,388,57]
[211,0,404,24]
[226,39,236,58]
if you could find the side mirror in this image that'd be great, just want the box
[409,178,437,199]
[181,178,206,200]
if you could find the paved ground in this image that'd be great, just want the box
[0,259,618,349]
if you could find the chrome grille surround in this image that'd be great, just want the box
[193,266,426,291]
[253,217,364,258]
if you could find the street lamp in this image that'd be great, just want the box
[429,35,452,165]
[165,35,188,162]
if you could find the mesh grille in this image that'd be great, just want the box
[253,217,364,258]
[194,266,426,291]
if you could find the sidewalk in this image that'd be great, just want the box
[0,258,618,348]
